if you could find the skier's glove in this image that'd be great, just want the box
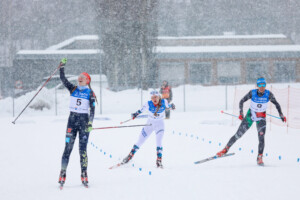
[85,121,93,132]
[280,114,286,123]
[131,110,141,119]
[170,103,175,110]
[238,113,244,120]
[60,58,67,67]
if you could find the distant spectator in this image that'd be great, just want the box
[160,80,173,119]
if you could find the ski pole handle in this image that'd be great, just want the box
[266,114,281,119]
[221,110,239,118]
[93,124,151,130]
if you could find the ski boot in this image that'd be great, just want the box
[122,152,134,164]
[122,145,139,164]
[216,146,229,157]
[257,154,264,166]
[81,171,89,188]
[58,170,66,189]
[156,157,163,168]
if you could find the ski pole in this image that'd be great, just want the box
[266,114,281,120]
[93,124,151,130]
[12,62,64,124]
[222,110,282,120]
[221,110,239,118]
[120,118,133,124]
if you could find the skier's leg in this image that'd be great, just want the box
[155,120,164,167]
[78,116,90,173]
[122,123,154,164]
[134,123,154,148]
[61,126,77,171]
[217,110,253,156]
[226,119,252,147]
[256,119,266,155]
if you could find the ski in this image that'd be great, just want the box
[194,153,235,164]
[83,183,89,188]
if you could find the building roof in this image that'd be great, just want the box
[15,34,300,60]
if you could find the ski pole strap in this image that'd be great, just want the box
[266,114,281,119]
[93,124,152,130]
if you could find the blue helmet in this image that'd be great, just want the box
[257,77,266,87]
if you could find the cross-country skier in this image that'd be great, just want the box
[216,77,286,166]
[58,58,97,188]
[121,90,175,168]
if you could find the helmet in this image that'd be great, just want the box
[257,77,266,87]
[80,72,91,84]
[150,90,160,98]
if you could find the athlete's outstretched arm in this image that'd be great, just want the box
[60,68,76,93]
[239,91,252,115]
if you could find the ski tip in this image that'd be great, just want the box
[12,121,16,124]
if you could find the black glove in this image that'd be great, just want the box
[170,103,175,110]
[280,114,286,123]
[131,111,141,119]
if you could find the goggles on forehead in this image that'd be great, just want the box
[257,83,266,88]
[150,90,160,97]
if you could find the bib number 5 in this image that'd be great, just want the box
[76,99,82,106]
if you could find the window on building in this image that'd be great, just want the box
[217,62,240,84]
[273,61,296,83]
[189,62,212,84]
[159,62,185,86]
[246,62,268,83]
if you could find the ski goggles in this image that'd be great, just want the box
[150,90,160,97]
[257,83,266,88]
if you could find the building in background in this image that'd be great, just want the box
[5,33,300,98]
[155,34,300,86]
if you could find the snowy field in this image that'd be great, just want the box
[1,83,300,200]
[1,110,300,200]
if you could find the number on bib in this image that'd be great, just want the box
[77,99,82,106]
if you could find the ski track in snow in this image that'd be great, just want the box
[0,111,299,200]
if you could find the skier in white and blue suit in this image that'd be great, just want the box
[122,90,175,168]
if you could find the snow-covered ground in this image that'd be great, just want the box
[1,111,300,200]
[1,83,299,200]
